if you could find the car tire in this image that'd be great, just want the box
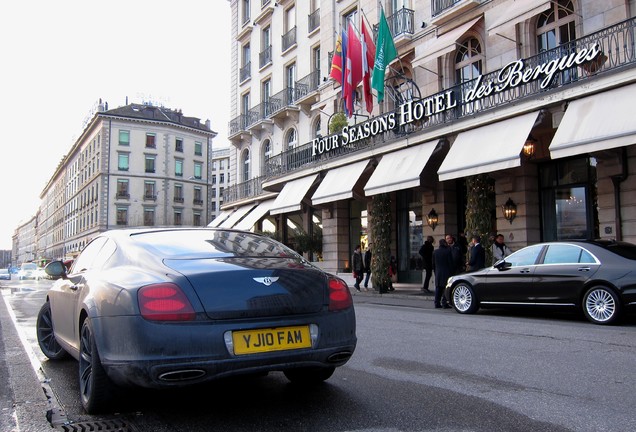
[582,286,621,325]
[79,318,115,413]
[36,302,68,360]
[451,283,479,314]
[283,366,335,384]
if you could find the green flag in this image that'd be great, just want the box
[371,9,397,102]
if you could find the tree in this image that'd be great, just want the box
[464,174,495,265]
[369,193,392,292]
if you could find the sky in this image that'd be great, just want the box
[0,0,231,250]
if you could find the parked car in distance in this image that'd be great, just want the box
[0,268,10,280]
[445,240,636,325]
[37,228,356,414]
[18,262,38,280]
[35,267,48,280]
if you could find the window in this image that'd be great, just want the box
[242,0,250,25]
[193,212,202,226]
[144,181,156,200]
[144,208,155,226]
[146,133,156,148]
[286,63,296,99]
[312,46,321,73]
[194,162,203,179]
[343,9,358,29]
[220,173,225,183]
[175,138,183,152]
[287,128,297,148]
[119,130,130,146]
[118,153,129,171]
[242,93,250,115]
[543,245,596,265]
[313,117,321,138]
[175,159,183,177]
[242,150,250,183]
[174,210,182,226]
[116,179,129,198]
[537,0,576,84]
[194,186,203,205]
[116,207,128,225]
[145,155,156,173]
[507,245,544,267]
[262,139,272,173]
[212,175,217,185]
[194,141,203,156]
[455,37,483,84]
[174,183,183,203]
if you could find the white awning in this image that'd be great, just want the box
[218,203,257,228]
[234,199,277,231]
[413,16,482,66]
[488,0,551,36]
[550,84,636,159]
[364,141,439,196]
[311,160,371,205]
[438,111,540,181]
[270,174,320,215]
[208,209,233,227]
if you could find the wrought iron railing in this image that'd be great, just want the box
[432,0,464,17]
[282,26,297,51]
[259,45,272,68]
[388,8,414,37]
[269,87,296,114]
[240,61,251,82]
[308,8,320,33]
[229,114,249,136]
[295,70,321,99]
[223,176,266,202]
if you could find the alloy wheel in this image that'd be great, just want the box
[584,287,618,324]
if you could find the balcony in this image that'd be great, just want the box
[295,70,321,112]
[173,197,184,203]
[388,8,414,41]
[259,45,272,69]
[240,61,251,83]
[282,26,297,53]
[229,114,250,140]
[144,194,157,201]
[431,0,481,25]
[116,193,130,199]
[193,199,203,206]
[308,9,320,34]
[223,176,266,203]
[269,87,300,124]
[246,102,275,136]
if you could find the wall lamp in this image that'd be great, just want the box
[426,208,439,230]
[502,197,517,224]
[523,135,537,158]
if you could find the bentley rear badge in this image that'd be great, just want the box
[253,277,279,286]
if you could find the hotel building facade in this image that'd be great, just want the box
[222,0,636,283]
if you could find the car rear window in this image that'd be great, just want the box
[131,229,299,258]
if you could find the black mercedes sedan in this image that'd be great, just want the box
[36,228,356,413]
[445,240,636,325]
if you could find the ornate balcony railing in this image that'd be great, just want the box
[295,70,321,99]
[259,45,272,68]
[282,26,297,51]
[247,101,275,126]
[269,87,296,114]
[229,114,249,136]
[308,9,320,33]
[240,61,251,82]
[432,0,464,17]
[223,176,266,202]
[388,7,414,37]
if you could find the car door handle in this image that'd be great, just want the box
[520,269,531,273]
[70,285,79,291]
[578,267,591,272]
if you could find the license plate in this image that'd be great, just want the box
[232,326,311,355]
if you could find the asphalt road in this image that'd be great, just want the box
[2,278,635,432]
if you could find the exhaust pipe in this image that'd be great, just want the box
[327,351,353,363]
[158,369,206,382]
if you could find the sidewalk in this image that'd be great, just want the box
[337,273,435,302]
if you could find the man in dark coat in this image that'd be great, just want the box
[419,236,434,293]
[352,245,364,291]
[363,245,372,289]
[432,239,453,308]
[468,235,486,272]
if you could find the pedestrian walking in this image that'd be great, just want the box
[363,244,372,290]
[352,245,364,291]
[491,233,512,264]
[432,239,453,308]
[468,235,486,272]
[419,236,434,293]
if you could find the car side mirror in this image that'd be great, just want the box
[495,260,512,271]
[45,261,68,280]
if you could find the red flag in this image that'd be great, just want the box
[361,18,376,114]
[329,32,344,85]
[344,23,362,117]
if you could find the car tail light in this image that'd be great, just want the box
[328,277,353,311]
[138,283,196,321]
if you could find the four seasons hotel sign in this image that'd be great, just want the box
[312,42,603,157]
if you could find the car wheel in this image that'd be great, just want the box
[452,283,479,314]
[583,286,621,325]
[79,318,115,413]
[283,366,335,384]
[36,302,68,360]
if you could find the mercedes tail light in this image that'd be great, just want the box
[138,283,196,321]
[328,277,353,311]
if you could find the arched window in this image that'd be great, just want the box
[242,149,250,183]
[537,0,576,52]
[455,37,483,84]
[261,139,271,174]
[313,117,322,138]
[286,128,298,149]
